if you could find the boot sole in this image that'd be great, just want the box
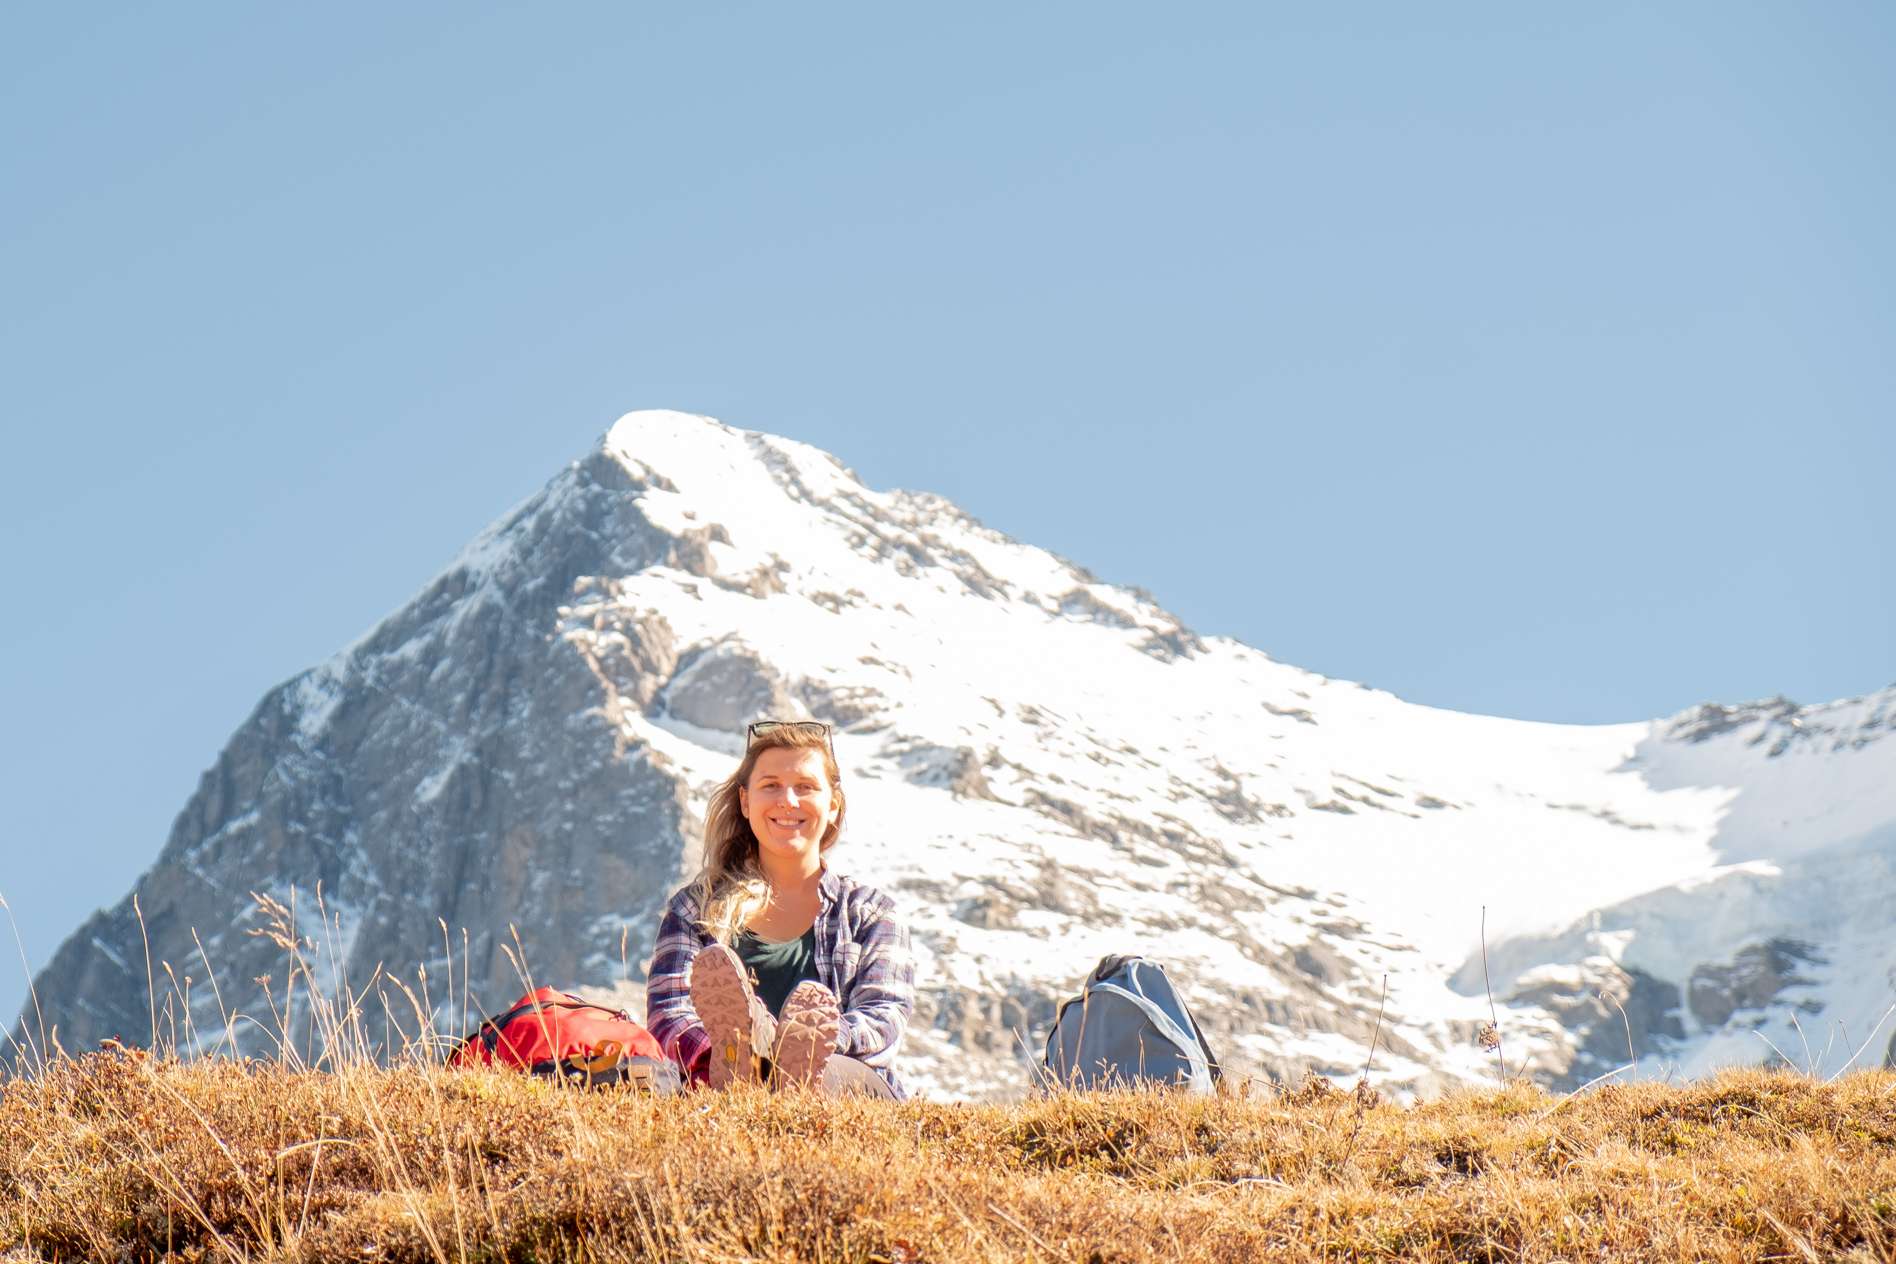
[690,943,761,1088]
[774,980,842,1089]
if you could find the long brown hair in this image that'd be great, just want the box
[693,725,847,944]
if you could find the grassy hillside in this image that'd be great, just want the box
[2,1052,1893,1263]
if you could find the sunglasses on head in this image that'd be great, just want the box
[746,719,834,752]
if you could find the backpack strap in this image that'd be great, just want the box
[474,995,596,1052]
[1039,991,1086,1089]
[1135,960,1221,1083]
[1182,1001,1223,1083]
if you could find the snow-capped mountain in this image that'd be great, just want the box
[18,412,1896,1096]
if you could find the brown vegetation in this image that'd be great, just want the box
[4,894,1890,1260]
[2,1052,1893,1263]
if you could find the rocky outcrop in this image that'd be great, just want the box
[1505,959,1686,1089]
[1687,938,1824,1028]
[1667,694,1893,758]
[659,641,803,733]
[19,451,699,1057]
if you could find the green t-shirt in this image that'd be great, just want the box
[734,925,821,1018]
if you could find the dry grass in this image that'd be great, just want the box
[1,1052,1893,1263]
[5,894,1892,1261]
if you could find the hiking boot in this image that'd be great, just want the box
[689,943,775,1088]
[772,980,842,1089]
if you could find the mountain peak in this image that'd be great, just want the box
[601,410,857,510]
[600,409,740,474]
[17,415,1896,1095]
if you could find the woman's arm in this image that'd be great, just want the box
[644,893,711,1076]
[835,894,915,1069]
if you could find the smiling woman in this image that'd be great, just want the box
[643,721,916,1099]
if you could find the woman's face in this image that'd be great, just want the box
[738,746,840,870]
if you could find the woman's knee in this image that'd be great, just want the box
[819,1053,897,1099]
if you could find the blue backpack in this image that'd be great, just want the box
[1040,955,1222,1093]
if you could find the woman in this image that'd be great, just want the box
[645,720,914,1098]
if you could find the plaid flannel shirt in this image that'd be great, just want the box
[645,866,915,1098]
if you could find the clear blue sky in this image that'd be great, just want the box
[3,4,1892,1027]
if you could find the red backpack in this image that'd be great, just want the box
[449,986,680,1093]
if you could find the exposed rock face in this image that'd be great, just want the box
[1505,960,1686,1088]
[23,451,698,1056]
[1667,695,1892,759]
[660,641,803,734]
[17,412,1896,1097]
[1687,939,1824,1028]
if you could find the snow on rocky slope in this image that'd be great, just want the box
[17,412,1896,1095]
